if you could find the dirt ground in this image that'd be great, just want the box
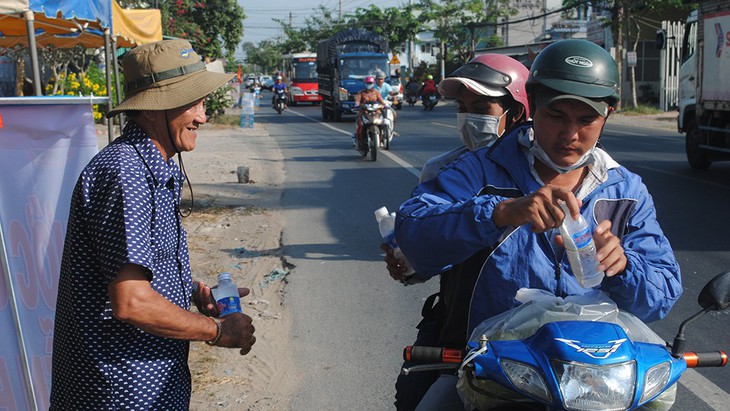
[99,116,298,410]
[182,120,297,411]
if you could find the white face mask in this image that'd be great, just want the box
[457,111,508,151]
[365,83,374,90]
[529,138,596,174]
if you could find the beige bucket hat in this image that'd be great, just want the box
[107,39,234,118]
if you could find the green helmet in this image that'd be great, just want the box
[526,39,619,106]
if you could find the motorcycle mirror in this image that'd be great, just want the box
[698,271,730,311]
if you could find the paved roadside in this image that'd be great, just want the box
[609,110,679,132]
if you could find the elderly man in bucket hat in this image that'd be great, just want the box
[50,39,256,410]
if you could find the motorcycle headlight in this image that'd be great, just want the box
[501,359,552,403]
[640,362,670,404]
[290,86,304,95]
[553,360,635,411]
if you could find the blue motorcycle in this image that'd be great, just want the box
[404,272,730,411]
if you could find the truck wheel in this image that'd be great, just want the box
[686,120,711,169]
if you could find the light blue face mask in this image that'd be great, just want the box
[529,139,596,174]
[456,111,508,151]
[365,83,375,90]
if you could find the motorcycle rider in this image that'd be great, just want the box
[354,75,387,155]
[271,75,288,109]
[374,71,398,144]
[375,70,399,106]
[419,74,438,109]
[405,76,420,105]
[383,53,531,410]
[394,39,682,409]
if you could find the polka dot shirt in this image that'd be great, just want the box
[51,121,193,410]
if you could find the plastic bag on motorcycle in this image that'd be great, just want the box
[457,288,676,411]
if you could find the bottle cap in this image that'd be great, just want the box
[374,206,389,221]
[218,272,232,282]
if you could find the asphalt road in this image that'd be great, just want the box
[253,95,730,410]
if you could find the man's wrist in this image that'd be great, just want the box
[205,316,223,346]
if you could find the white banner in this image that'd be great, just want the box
[0,100,97,410]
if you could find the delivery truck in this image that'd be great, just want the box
[316,29,390,122]
[677,0,730,169]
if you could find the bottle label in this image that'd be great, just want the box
[571,227,592,250]
[217,296,242,317]
[384,232,399,250]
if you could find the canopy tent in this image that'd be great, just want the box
[0,0,161,49]
[111,1,162,48]
[0,0,162,142]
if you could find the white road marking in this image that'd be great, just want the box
[680,368,730,410]
[288,108,420,178]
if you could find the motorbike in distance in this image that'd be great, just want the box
[423,92,438,111]
[356,101,394,161]
[406,92,419,107]
[403,271,730,411]
[273,89,287,114]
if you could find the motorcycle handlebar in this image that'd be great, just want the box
[405,347,728,368]
[683,351,728,368]
[403,346,464,364]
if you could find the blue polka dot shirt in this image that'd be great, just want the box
[51,121,193,410]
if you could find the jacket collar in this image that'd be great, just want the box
[486,123,624,199]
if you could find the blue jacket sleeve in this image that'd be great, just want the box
[600,180,682,322]
[395,152,507,279]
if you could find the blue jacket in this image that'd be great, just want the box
[395,124,682,343]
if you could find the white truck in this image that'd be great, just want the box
[677,1,730,169]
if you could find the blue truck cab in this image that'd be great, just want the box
[317,29,389,122]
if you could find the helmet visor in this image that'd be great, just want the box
[536,89,610,117]
[448,62,512,89]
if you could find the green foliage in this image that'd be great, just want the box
[418,0,515,65]
[161,0,245,59]
[204,85,234,120]
[343,5,424,55]
[242,40,283,74]
[616,104,663,115]
[274,5,346,54]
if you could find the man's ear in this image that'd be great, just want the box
[512,105,526,124]
[604,106,615,120]
[140,110,158,122]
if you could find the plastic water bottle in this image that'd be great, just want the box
[211,272,242,317]
[374,206,415,276]
[558,203,604,288]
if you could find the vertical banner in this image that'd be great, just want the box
[0,100,97,410]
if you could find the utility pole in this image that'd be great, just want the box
[339,0,342,21]
[407,0,413,75]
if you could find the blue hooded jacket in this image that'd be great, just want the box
[395,124,682,344]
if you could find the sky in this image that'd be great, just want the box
[235,0,406,59]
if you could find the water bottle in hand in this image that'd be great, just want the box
[374,206,415,276]
[559,203,604,288]
[211,272,242,317]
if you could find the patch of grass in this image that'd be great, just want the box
[209,114,241,127]
[616,104,664,116]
